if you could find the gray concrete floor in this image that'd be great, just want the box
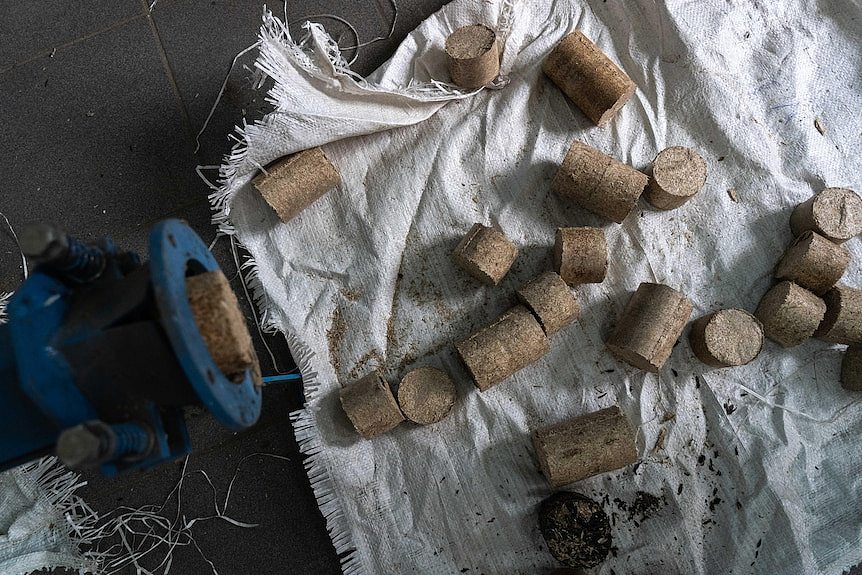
[0,1,446,573]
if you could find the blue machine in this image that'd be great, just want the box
[0,219,262,475]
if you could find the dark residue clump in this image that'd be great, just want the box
[539,492,612,569]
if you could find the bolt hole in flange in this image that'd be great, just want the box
[184,259,206,278]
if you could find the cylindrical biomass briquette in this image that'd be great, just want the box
[689,309,764,368]
[252,147,341,224]
[542,31,636,127]
[790,187,862,243]
[605,283,693,372]
[554,227,607,285]
[340,371,405,439]
[552,141,648,223]
[453,223,519,285]
[814,284,862,345]
[187,270,262,385]
[396,367,457,425]
[755,281,826,348]
[841,345,862,391]
[445,24,500,89]
[516,271,580,335]
[645,146,707,210]
[532,406,638,488]
[774,231,850,296]
[456,305,550,391]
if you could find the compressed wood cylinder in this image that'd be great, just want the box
[445,24,500,89]
[252,147,341,223]
[532,406,638,488]
[689,309,764,368]
[552,141,648,223]
[554,227,607,285]
[841,345,862,391]
[814,285,862,344]
[790,187,862,243]
[396,367,457,425]
[187,270,262,385]
[542,31,636,126]
[516,271,579,335]
[453,223,518,285]
[755,281,826,348]
[456,305,550,391]
[340,371,405,439]
[645,146,707,210]
[606,283,693,372]
[774,231,850,296]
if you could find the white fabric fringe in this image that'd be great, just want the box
[0,457,103,575]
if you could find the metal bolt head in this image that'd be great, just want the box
[56,424,104,468]
[19,223,68,261]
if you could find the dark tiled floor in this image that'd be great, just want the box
[1,1,447,573]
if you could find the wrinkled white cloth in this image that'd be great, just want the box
[0,458,98,575]
[214,1,862,573]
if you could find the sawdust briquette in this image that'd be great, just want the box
[453,223,518,285]
[774,230,850,296]
[814,284,862,345]
[455,305,550,392]
[790,187,862,243]
[252,147,341,223]
[552,141,648,223]
[533,406,637,488]
[689,309,764,368]
[606,283,692,372]
[445,24,499,89]
[755,281,826,348]
[340,371,404,439]
[187,269,261,385]
[645,146,707,210]
[516,271,580,335]
[554,227,607,285]
[396,367,457,425]
[542,31,636,126]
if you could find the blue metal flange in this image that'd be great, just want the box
[149,219,262,431]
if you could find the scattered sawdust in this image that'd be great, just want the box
[653,428,667,452]
[349,349,384,381]
[340,287,361,302]
[396,352,418,374]
[814,117,826,136]
[387,255,407,355]
[327,305,346,379]
[434,300,455,322]
[727,187,739,202]
[386,308,398,353]
[628,491,666,523]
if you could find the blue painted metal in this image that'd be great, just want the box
[0,219,263,475]
[262,373,302,384]
[55,236,107,282]
[149,219,261,431]
[110,422,153,459]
